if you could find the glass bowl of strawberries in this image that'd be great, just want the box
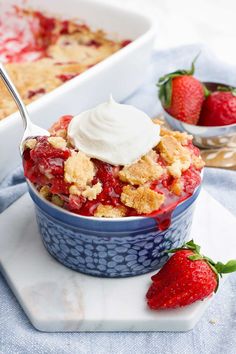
[23,107,204,278]
[158,59,236,149]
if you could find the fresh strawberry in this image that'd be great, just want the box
[199,86,236,126]
[158,57,205,125]
[146,240,236,310]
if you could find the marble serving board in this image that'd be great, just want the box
[0,189,235,332]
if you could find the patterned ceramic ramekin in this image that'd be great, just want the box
[28,182,201,278]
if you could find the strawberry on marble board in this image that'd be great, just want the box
[146,240,236,310]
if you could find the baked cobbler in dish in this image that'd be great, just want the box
[0,7,131,120]
[23,99,204,219]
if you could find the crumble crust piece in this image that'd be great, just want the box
[119,150,164,185]
[158,135,189,163]
[94,204,127,218]
[50,128,67,139]
[69,184,81,195]
[82,182,102,200]
[121,185,165,214]
[152,117,164,125]
[48,136,67,149]
[167,160,183,178]
[48,32,120,67]
[170,179,183,196]
[0,60,83,120]
[160,127,192,145]
[69,182,102,201]
[158,136,191,177]
[192,154,205,169]
[64,151,95,188]
[24,138,37,150]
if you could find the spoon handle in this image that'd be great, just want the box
[0,63,30,130]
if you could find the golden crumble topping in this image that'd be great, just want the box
[69,184,81,196]
[170,179,183,196]
[167,160,183,178]
[192,154,205,169]
[48,136,67,150]
[69,179,102,200]
[121,185,165,214]
[0,60,84,120]
[160,127,192,145]
[47,32,120,67]
[50,128,67,139]
[24,138,37,150]
[64,151,95,188]
[119,150,163,185]
[158,135,187,163]
[158,135,191,176]
[94,204,127,218]
[82,183,102,201]
[152,117,164,125]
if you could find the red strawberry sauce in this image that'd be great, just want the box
[27,88,46,99]
[56,73,79,83]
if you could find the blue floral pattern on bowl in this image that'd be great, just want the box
[36,207,193,277]
[28,182,200,278]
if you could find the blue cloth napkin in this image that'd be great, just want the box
[0,44,236,354]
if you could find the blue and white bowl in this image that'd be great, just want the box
[28,182,201,278]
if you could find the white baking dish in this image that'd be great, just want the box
[0,0,155,181]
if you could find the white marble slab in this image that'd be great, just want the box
[0,189,235,332]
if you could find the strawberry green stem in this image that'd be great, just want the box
[203,84,211,97]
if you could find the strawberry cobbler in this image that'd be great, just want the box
[23,99,204,220]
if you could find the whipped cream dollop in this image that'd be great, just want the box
[68,96,160,165]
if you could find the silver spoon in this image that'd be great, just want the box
[0,63,49,154]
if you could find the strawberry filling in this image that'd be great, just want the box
[50,115,73,136]
[23,141,200,218]
[23,136,70,189]
[67,160,126,216]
